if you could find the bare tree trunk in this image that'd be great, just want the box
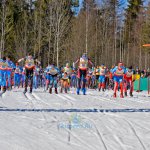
[56,10,60,67]
[95,11,98,65]
[104,13,108,65]
[24,12,27,56]
[114,16,117,63]
[119,28,122,61]
[85,2,88,54]
[38,2,42,59]
[48,4,52,65]
[56,31,59,67]
[0,0,6,58]
[127,18,131,66]
[53,34,56,63]
[127,43,130,66]
[122,26,126,62]
[48,28,51,65]
[33,12,37,57]
[139,23,142,69]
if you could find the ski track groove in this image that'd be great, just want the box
[5,110,74,149]
[123,119,147,150]
[24,93,35,108]
[31,92,76,145]
[33,92,57,107]
[130,121,150,133]
[48,92,98,148]
[30,92,66,147]
[105,113,147,150]
[104,117,136,150]
[89,91,150,109]
[33,91,74,107]
[62,127,96,150]
[90,90,150,104]
[33,92,92,148]
[30,93,50,127]
[23,92,50,129]
[56,94,74,106]
[56,94,94,148]
[98,117,127,150]
[78,114,108,150]
[88,92,131,108]
[113,135,126,150]
[63,94,76,101]
[94,125,108,150]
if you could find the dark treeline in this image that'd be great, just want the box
[0,0,150,69]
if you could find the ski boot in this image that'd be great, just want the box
[130,92,133,97]
[55,88,58,94]
[49,88,52,94]
[125,92,127,97]
[82,88,86,95]
[98,88,101,92]
[23,87,27,94]
[64,88,67,93]
[77,88,80,95]
[120,93,124,98]
[30,88,32,94]
[113,93,116,98]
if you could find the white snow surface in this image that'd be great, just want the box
[0,88,150,150]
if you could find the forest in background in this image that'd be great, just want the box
[0,0,150,69]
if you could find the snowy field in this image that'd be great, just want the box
[0,88,150,150]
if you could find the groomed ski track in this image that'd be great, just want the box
[0,88,150,150]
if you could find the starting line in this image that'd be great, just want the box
[0,108,150,113]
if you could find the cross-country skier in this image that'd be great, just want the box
[46,64,59,94]
[60,72,69,93]
[14,62,22,88]
[98,64,106,92]
[111,62,126,98]
[124,66,134,97]
[63,63,72,76]
[18,54,40,93]
[6,56,15,89]
[0,57,8,92]
[74,53,93,95]
[71,70,77,88]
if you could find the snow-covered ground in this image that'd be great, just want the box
[0,88,150,150]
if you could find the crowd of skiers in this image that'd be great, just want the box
[0,53,149,98]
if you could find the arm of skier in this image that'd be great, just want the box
[74,59,79,66]
[18,58,25,63]
[88,58,94,67]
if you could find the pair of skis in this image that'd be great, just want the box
[23,91,34,99]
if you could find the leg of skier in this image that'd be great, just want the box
[114,81,118,98]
